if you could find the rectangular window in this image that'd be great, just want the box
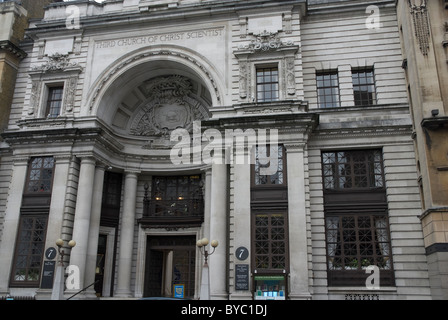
[352,68,376,106]
[326,214,392,272]
[45,86,64,118]
[253,145,286,186]
[26,157,55,193]
[322,150,384,190]
[257,67,279,102]
[322,149,394,286]
[141,176,204,228]
[317,71,340,108]
[102,172,123,208]
[325,212,394,286]
[253,213,288,272]
[10,215,48,286]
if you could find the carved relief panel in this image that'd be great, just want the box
[129,75,210,147]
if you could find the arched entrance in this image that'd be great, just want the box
[86,49,219,299]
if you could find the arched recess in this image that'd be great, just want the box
[86,45,225,133]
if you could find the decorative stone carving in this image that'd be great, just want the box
[408,0,431,55]
[238,31,294,52]
[239,62,249,99]
[130,76,209,138]
[234,30,300,102]
[284,57,296,96]
[64,77,78,113]
[28,80,42,116]
[31,53,81,73]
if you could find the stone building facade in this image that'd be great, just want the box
[0,0,56,144]
[0,0,435,300]
[397,0,448,300]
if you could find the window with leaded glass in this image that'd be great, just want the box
[352,68,376,106]
[253,213,288,272]
[256,67,279,102]
[142,176,204,227]
[317,71,340,108]
[10,216,48,286]
[326,214,392,271]
[325,212,394,286]
[322,149,394,286]
[322,150,384,190]
[26,157,55,193]
[253,145,286,186]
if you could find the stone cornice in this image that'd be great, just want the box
[2,119,125,154]
[32,0,306,34]
[202,112,319,133]
[0,40,27,60]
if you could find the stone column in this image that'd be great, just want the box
[208,159,228,300]
[84,165,106,298]
[115,171,139,298]
[229,150,252,300]
[0,157,28,295]
[45,155,72,253]
[285,144,311,300]
[69,156,96,293]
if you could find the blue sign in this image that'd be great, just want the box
[173,284,185,299]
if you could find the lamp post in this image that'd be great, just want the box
[197,238,218,300]
[51,239,76,300]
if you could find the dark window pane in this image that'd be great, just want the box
[352,69,376,106]
[317,71,340,108]
[257,67,279,102]
[46,86,64,118]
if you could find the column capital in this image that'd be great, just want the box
[54,154,74,163]
[124,169,141,177]
[284,143,306,153]
[77,155,97,165]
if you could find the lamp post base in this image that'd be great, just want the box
[199,264,210,300]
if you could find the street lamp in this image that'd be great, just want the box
[51,239,76,300]
[197,238,218,300]
[55,239,76,266]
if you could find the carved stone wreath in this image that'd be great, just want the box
[130,75,209,138]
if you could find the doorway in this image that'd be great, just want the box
[144,236,196,298]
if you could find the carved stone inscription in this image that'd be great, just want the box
[95,28,223,49]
